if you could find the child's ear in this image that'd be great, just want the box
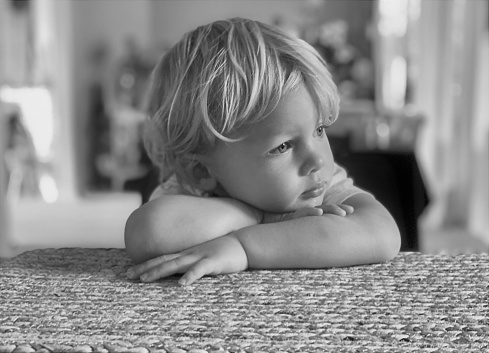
[191,161,217,191]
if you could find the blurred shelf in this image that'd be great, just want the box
[330,100,424,154]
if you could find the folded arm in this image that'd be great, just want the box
[124,195,262,263]
[236,193,400,269]
[124,194,345,263]
[126,193,400,284]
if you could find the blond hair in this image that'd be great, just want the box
[145,17,339,189]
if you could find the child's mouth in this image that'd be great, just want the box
[301,182,325,199]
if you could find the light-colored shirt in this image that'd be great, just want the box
[150,163,368,205]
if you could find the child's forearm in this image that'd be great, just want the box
[235,194,401,269]
[125,195,261,263]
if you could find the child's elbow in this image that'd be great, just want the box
[378,217,401,262]
[124,207,155,264]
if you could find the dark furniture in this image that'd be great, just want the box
[330,136,429,251]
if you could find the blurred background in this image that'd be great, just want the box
[1,0,488,258]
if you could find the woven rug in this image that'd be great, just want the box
[0,248,488,353]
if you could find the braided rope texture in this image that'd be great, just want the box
[0,248,488,352]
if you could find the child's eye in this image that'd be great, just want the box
[270,141,292,155]
[316,124,329,137]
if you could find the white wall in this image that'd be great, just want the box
[150,0,305,46]
[0,0,16,257]
[48,0,78,201]
[149,0,373,56]
[0,104,10,258]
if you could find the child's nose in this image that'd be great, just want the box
[301,148,326,175]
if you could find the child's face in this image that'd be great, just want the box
[201,84,335,213]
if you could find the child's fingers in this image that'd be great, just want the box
[138,254,195,282]
[263,204,348,223]
[126,253,181,280]
[339,204,354,214]
[179,258,214,286]
[320,204,347,216]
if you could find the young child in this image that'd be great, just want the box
[125,18,400,286]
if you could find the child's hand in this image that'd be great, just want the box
[263,204,354,223]
[126,234,248,286]
[318,203,354,217]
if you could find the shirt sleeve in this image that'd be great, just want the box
[322,163,369,205]
[149,174,208,201]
